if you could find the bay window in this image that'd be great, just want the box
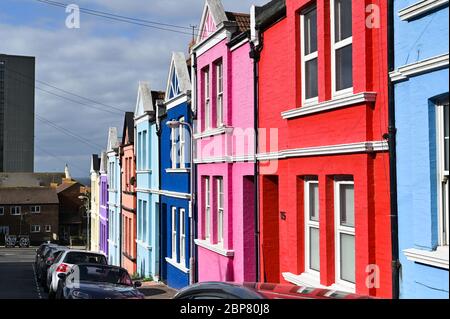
[301,5,318,103]
[335,179,355,288]
[171,207,177,259]
[216,177,224,246]
[331,0,353,95]
[180,208,186,262]
[305,179,320,274]
[438,100,449,246]
[216,61,224,126]
[205,177,211,241]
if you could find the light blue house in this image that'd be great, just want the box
[106,127,122,266]
[135,82,165,280]
[392,0,449,298]
[159,52,192,289]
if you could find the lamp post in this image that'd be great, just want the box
[78,194,91,251]
[166,120,196,285]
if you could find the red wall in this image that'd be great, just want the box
[257,0,392,298]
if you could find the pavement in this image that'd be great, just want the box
[0,246,177,299]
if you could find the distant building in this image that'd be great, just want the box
[90,154,101,252]
[0,172,65,188]
[0,187,59,245]
[56,166,88,246]
[0,54,35,173]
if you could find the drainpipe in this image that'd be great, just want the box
[249,13,263,282]
[386,0,400,299]
[156,111,163,282]
[191,51,198,284]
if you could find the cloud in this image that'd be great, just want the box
[0,0,268,177]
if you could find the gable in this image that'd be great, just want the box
[196,0,228,43]
[135,81,155,117]
[168,67,181,99]
[165,52,191,101]
[107,127,119,152]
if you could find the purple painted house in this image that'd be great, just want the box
[99,151,109,255]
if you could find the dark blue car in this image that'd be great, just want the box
[56,264,144,299]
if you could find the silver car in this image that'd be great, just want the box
[46,250,107,299]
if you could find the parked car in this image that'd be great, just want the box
[46,250,107,299]
[36,246,68,289]
[55,264,144,299]
[173,282,371,299]
[35,242,58,269]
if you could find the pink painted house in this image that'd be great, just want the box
[191,0,256,283]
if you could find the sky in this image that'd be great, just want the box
[0,0,268,178]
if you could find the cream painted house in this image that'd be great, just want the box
[90,154,101,252]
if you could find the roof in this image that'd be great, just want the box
[152,91,165,102]
[122,112,135,145]
[106,127,119,152]
[226,12,251,33]
[56,181,78,193]
[135,82,155,117]
[90,154,100,172]
[99,151,108,174]
[254,0,286,32]
[0,172,65,188]
[0,187,59,205]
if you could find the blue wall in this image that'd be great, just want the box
[394,0,449,299]
[160,99,192,289]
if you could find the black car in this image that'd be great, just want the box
[36,246,68,289]
[35,242,58,269]
[56,264,144,299]
[173,282,371,299]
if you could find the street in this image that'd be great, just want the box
[0,247,47,299]
[0,247,176,299]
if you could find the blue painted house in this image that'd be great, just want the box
[106,127,122,266]
[392,0,449,298]
[160,52,192,289]
[135,82,165,280]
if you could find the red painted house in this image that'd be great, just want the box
[252,0,392,298]
[121,112,137,275]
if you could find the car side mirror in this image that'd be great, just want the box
[133,281,142,288]
[58,273,67,280]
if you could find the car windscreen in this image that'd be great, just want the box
[76,266,133,286]
[63,252,107,265]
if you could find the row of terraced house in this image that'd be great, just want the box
[87,0,449,298]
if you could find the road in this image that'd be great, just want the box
[0,247,47,299]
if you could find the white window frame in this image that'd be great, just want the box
[180,208,186,262]
[437,100,449,247]
[205,177,211,241]
[217,177,224,247]
[30,206,41,214]
[330,0,353,98]
[300,5,319,106]
[45,225,51,233]
[304,179,320,275]
[171,125,178,169]
[334,180,356,291]
[10,206,21,216]
[142,130,147,170]
[0,207,4,216]
[142,200,147,242]
[204,68,211,130]
[179,117,186,169]
[171,207,177,259]
[216,61,224,127]
[31,225,41,233]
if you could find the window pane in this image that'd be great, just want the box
[340,184,355,227]
[310,227,320,271]
[304,7,317,55]
[334,0,352,42]
[444,104,449,171]
[340,233,355,283]
[335,44,353,91]
[309,182,319,221]
[305,58,318,100]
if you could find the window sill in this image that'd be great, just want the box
[194,239,234,257]
[165,257,190,273]
[282,272,356,294]
[136,239,152,251]
[193,126,233,139]
[136,170,152,174]
[403,246,449,269]
[398,0,449,21]
[281,92,377,119]
[165,168,190,174]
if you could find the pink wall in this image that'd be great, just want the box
[195,39,256,282]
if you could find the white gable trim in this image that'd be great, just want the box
[196,0,228,44]
[165,52,191,102]
[134,81,155,117]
